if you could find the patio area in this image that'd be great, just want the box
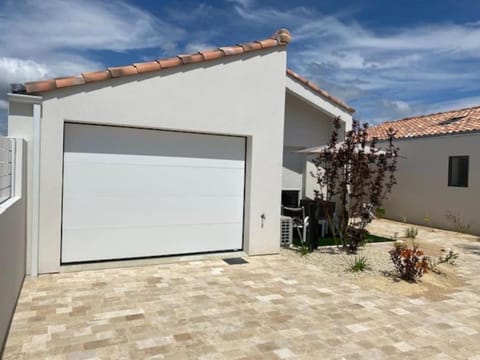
[3,220,480,359]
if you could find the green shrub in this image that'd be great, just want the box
[438,248,459,266]
[375,208,386,218]
[404,227,418,239]
[346,255,370,272]
[299,243,310,258]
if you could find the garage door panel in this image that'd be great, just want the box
[62,195,244,229]
[61,124,245,263]
[62,223,243,263]
[63,158,244,197]
[65,124,245,161]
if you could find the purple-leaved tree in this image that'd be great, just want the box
[313,117,399,252]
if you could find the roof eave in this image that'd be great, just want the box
[20,28,292,95]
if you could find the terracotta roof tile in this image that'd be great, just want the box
[55,76,85,89]
[257,38,279,49]
[157,57,183,69]
[238,42,263,52]
[275,28,292,44]
[134,61,161,74]
[19,28,291,94]
[108,65,138,78]
[368,106,480,140]
[219,46,244,56]
[82,70,111,83]
[286,69,355,113]
[25,79,56,93]
[177,53,205,64]
[199,50,224,61]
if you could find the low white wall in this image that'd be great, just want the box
[8,101,35,275]
[381,133,480,235]
[0,139,26,353]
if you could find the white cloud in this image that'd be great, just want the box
[428,96,480,114]
[0,57,49,84]
[230,3,480,122]
[0,0,188,134]
[184,42,216,54]
[0,0,185,56]
[226,0,255,9]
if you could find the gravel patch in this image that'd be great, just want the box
[280,243,395,276]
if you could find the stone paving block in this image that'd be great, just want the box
[3,222,480,359]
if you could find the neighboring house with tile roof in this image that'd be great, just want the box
[5,28,353,275]
[369,107,480,235]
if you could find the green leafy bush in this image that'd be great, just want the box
[375,208,386,218]
[389,241,429,281]
[438,248,459,265]
[346,255,370,272]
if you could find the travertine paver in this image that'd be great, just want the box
[4,220,480,359]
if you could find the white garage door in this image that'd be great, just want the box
[61,123,245,263]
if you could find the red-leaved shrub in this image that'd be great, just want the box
[389,242,429,281]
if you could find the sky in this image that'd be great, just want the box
[1,0,480,134]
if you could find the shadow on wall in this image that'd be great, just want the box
[0,117,6,136]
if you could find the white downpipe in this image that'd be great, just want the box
[31,103,41,277]
[303,216,309,244]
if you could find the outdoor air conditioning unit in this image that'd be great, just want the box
[280,216,293,247]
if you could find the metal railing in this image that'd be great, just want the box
[0,136,13,204]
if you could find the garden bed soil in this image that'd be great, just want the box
[281,237,465,302]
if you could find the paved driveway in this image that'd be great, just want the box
[4,221,480,359]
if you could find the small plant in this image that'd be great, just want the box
[438,248,459,266]
[375,208,386,218]
[401,216,407,223]
[389,241,429,281]
[423,214,430,225]
[346,255,370,272]
[299,243,310,258]
[404,227,418,239]
[445,211,470,234]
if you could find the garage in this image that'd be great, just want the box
[61,123,246,263]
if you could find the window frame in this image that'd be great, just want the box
[448,155,469,187]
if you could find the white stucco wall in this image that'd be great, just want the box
[282,88,352,200]
[8,102,35,274]
[380,133,480,235]
[9,49,287,273]
[0,139,26,350]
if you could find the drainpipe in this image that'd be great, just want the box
[7,93,42,277]
[31,102,41,277]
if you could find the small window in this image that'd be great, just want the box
[448,156,469,187]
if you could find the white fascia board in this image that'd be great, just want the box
[8,93,43,104]
[285,76,353,122]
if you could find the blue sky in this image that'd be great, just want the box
[1,0,480,134]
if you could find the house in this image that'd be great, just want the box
[369,106,480,235]
[6,28,353,276]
